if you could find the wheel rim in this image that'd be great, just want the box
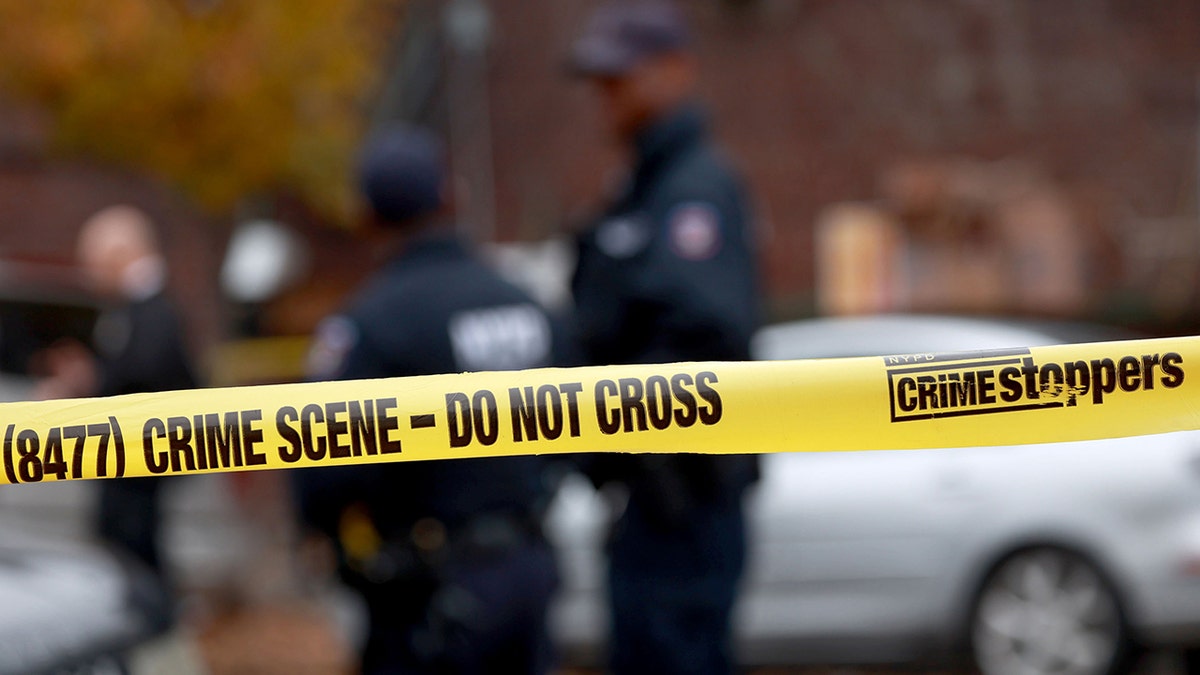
[972,548,1122,675]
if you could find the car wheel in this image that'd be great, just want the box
[971,547,1132,675]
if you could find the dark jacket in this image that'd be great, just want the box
[94,292,197,396]
[93,290,196,581]
[571,104,761,525]
[572,104,759,366]
[296,234,555,546]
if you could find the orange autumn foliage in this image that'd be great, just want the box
[0,1,398,220]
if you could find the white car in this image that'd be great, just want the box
[546,315,1200,674]
[0,535,171,674]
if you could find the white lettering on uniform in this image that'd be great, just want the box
[449,304,551,372]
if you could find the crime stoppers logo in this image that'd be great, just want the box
[885,348,1184,423]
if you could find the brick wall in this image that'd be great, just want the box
[1,0,1198,332]
[0,158,225,353]
[481,0,1200,320]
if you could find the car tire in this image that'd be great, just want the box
[970,546,1133,675]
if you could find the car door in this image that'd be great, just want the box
[739,447,984,660]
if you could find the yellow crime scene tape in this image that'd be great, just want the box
[1,335,1198,485]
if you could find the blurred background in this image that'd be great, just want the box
[0,0,1199,673]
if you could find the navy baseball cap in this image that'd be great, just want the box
[357,126,446,224]
[570,1,691,77]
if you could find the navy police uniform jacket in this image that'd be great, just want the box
[573,104,758,366]
[296,234,554,552]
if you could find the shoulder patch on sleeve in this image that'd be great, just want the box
[667,202,723,261]
[307,315,360,380]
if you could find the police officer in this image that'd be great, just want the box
[567,3,761,674]
[294,127,559,675]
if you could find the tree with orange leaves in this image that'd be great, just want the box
[0,1,398,220]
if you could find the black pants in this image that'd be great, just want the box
[97,476,164,574]
[1185,648,1200,674]
[360,540,559,675]
[608,496,747,675]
